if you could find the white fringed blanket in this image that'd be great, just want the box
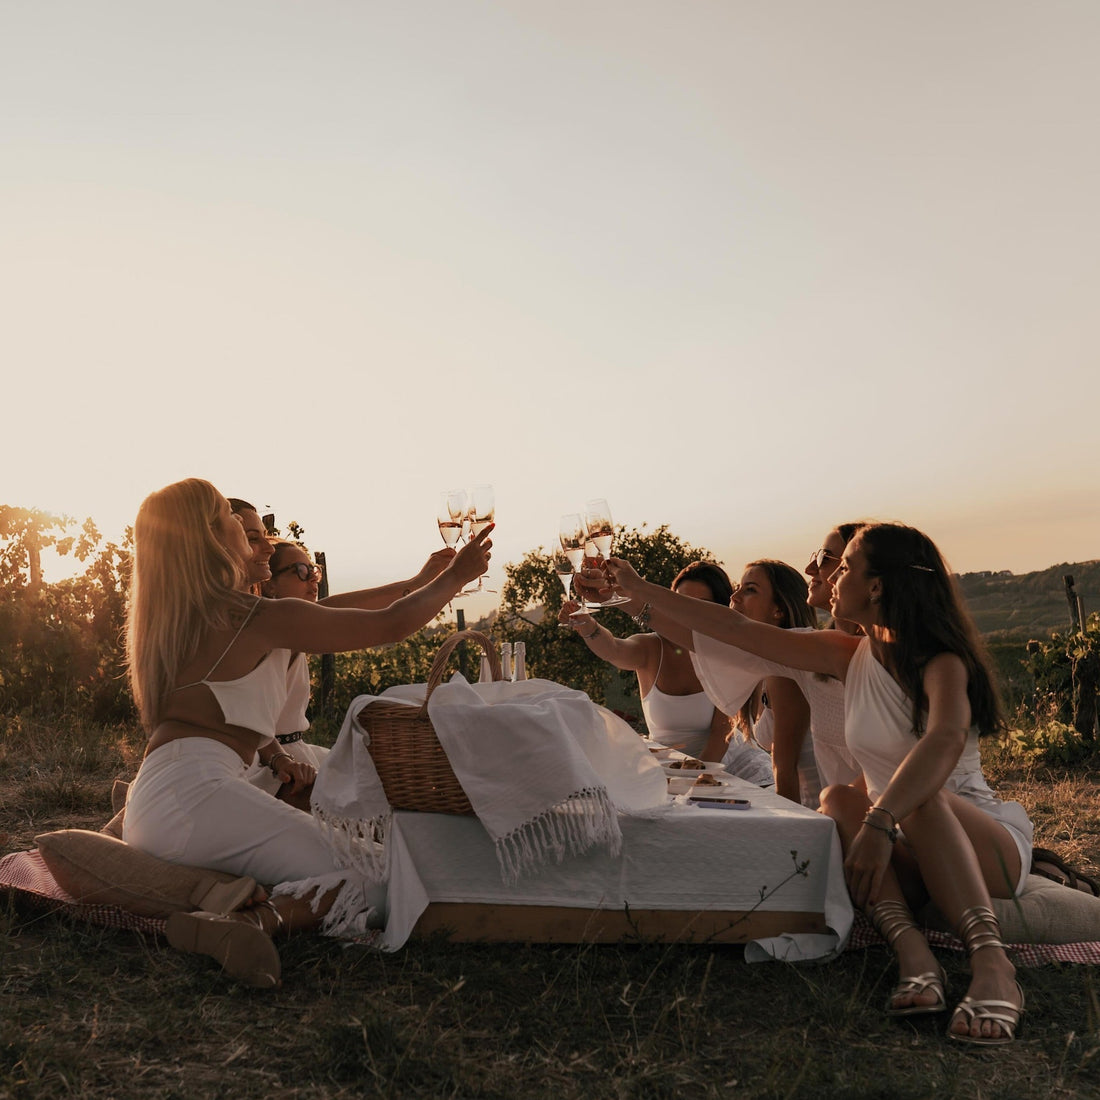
[311,676,668,885]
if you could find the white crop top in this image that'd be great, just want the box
[174,599,293,739]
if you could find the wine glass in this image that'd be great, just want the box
[551,550,578,626]
[559,513,596,614]
[582,498,630,608]
[438,489,475,599]
[466,484,496,593]
[437,490,466,549]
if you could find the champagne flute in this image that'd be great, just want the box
[439,489,474,599]
[551,550,578,626]
[467,484,496,593]
[583,498,630,607]
[559,513,595,614]
[437,490,465,549]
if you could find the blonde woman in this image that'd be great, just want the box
[122,478,491,987]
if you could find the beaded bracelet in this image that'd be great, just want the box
[632,602,652,630]
[862,814,899,843]
[579,626,600,640]
[268,752,293,776]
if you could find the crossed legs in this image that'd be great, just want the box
[820,784,1023,1041]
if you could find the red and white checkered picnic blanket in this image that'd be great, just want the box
[0,849,166,936]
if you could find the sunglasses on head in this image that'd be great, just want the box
[812,548,840,569]
[273,561,323,582]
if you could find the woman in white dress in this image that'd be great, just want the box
[603,523,1029,1046]
[559,562,773,785]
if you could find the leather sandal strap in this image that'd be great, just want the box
[869,899,920,949]
[956,904,1005,956]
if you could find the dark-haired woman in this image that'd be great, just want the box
[691,524,865,793]
[559,561,773,784]
[603,524,1031,1046]
[725,559,821,807]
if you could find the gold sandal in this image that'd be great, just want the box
[948,905,1024,1046]
[166,901,283,989]
[870,900,947,1017]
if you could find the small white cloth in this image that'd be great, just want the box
[312,675,668,885]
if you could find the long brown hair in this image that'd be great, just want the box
[858,523,1003,737]
[737,559,815,733]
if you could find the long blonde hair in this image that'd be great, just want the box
[125,478,253,731]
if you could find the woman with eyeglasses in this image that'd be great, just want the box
[557,561,774,786]
[228,499,455,808]
[122,478,493,987]
[602,524,1032,1046]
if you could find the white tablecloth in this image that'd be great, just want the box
[378,776,854,963]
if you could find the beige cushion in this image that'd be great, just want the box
[100,809,125,839]
[920,874,1100,944]
[36,829,258,919]
[111,779,129,814]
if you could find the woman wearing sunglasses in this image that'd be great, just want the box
[601,524,1031,1046]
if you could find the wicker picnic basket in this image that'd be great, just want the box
[357,629,503,815]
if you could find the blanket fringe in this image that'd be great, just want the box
[271,869,384,940]
[312,805,389,883]
[495,785,620,885]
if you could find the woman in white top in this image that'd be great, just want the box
[123,479,492,988]
[228,500,454,808]
[559,562,772,784]
[690,524,865,792]
[726,559,821,807]
[603,523,1029,1047]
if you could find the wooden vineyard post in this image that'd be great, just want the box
[315,550,336,721]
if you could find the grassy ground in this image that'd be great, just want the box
[2,717,1099,1100]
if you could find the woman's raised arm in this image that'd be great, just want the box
[603,557,856,680]
[259,526,491,653]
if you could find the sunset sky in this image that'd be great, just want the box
[4,1,1099,614]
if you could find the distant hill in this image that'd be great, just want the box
[957,560,1100,640]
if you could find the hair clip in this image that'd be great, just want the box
[909,564,936,573]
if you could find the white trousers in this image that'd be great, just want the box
[123,737,384,935]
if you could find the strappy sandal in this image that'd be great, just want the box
[870,899,947,1017]
[1031,846,1100,897]
[166,900,283,989]
[948,905,1024,1046]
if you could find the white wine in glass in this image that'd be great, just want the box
[559,513,594,613]
[551,550,577,626]
[437,491,465,548]
[582,498,630,608]
[439,489,473,599]
[467,484,495,592]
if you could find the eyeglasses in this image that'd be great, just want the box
[811,548,840,569]
[273,561,323,582]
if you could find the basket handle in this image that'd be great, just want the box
[419,629,503,715]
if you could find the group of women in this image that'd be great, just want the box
[121,477,1028,1045]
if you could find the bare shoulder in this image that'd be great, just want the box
[921,651,969,692]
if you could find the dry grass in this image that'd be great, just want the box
[2,719,1099,1100]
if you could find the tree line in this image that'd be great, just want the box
[0,504,1094,761]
